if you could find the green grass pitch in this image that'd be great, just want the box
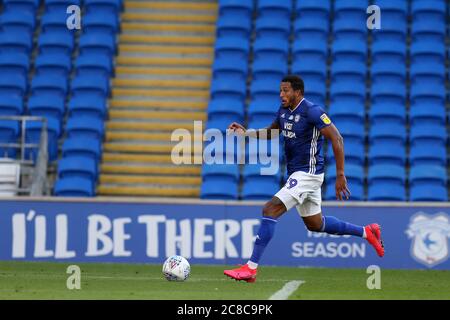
[0,261,449,300]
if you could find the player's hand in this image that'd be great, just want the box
[335,175,351,201]
[227,122,246,135]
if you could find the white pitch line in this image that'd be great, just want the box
[268,280,305,300]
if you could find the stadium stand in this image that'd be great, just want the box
[0,0,448,201]
[202,0,449,202]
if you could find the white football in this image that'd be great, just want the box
[162,255,191,281]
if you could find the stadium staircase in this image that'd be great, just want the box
[97,0,217,198]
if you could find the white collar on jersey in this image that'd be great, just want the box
[288,97,305,113]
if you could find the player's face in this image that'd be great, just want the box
[280,82,297,108]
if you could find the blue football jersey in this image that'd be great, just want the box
[276,98,332,176]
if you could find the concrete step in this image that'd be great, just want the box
[122,12,216,23]
[125,1,217,12]
[109,100,207,111]
[105,131,202,142]
[119,34,215,45]
[101,163,201,175]
[112,88,209,100]
[97,185,200,197]
[100,174,201,185]
[108,110,206,120]
[112,78,210,89]
[102,153,176,164]
[118,44,213,55]
[106,121,199,132]
[122,22,215,34]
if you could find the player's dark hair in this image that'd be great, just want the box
[282,75,304,95]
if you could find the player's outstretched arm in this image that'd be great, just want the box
[320,124,351,201]
[227,121,280,140]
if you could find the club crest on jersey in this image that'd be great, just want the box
[406,212,450,268]
[288,115,294,120]
[294,115,300,122]
[320,114,331,125]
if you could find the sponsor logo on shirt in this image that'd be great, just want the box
[320,114,331,125]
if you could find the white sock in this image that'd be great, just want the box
[362,227,367,239]
[247,261,258,270]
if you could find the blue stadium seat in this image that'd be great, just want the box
[0,10,36,34]
[369,102,406,126]
[245,137,281,164]
[334,0,368,18]
[410,184,448,202]
[329,80,365,106]
[331,59,366,84]
[250,77,280,102]
[242,179,279,201]
[325,164,364,200]
[28,93,65,122]
[409,102,446,126]
[410,81,446,107]
[0,31,33,54]
[25,117,61,162]
[75,53,113,78]
[328,101,365,126]
[333,120,365,145]
[210,78,246,104]
[82,12,119,35]
[409,165,447,201]
[255,16,290,39]
[38,32,75,55]
[79,32,116,56]
[371,39,406,65]
[372,0,407,22]
[409,124,447,148]
[252,58,287,83]
[242,164,280,185]
[253,37,289,63]
[257,0,292,21]
[410,40,446,65]
[369,123,406,148]
[0,94,23,115]
[71,74,110,99]
[410,61,445,92]
[45,0,82,13]
[326,140,365,166]
[0,52,30,78]
[214,36,250,62]
[3,0,40,13]
[35,52,71,77]
[206,98,245,132]
[367,164,406,201]
[62,137,102,164]
[58,156,98,181]
[31,74,68,99]
[411,0,446,21]
[202,163,239,183]
[293,18,328,43]
[0,74,27,96]
[216,15,252,39]
[85,0,121,15]
[331,37,367,65]
[294,58,326,83]
[41,11,76,34]
[292,40,327,64]
[295,0,330,22]
[212,56,247,83]
[371,59,406,86]
[371,79,406,105]
[411,19,446,43]
[247,96,279,126]
[218,0,253,21]
[368,143,406,166]
[68,95,107,119]
[200,180,238,200]
[54,176,95,197]
[410,144,447,167]
[66,116,105,140]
